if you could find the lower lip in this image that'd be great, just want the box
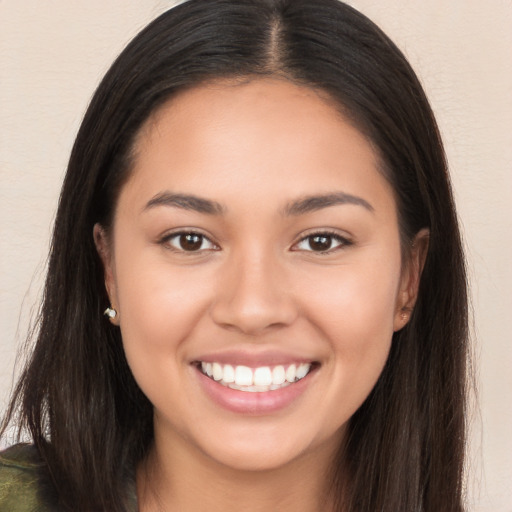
[195,367,315,415]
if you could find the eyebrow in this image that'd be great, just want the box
[143,192,225,215]
[282,192,374,216]
[143,191,374,216]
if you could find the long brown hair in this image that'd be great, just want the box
[1,1,468,510]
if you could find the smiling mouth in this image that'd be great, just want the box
[195,361,317,392]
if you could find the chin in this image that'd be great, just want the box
[205,444,308,473]
[191,420,344,474]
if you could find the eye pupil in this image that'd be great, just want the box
[309,235,332,251]
[180,233,203,251]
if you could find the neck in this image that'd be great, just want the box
[137,429,339,512]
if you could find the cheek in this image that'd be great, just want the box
[113,248,215,363]
[303,254,401,338]
[298,252,401,409]
[114,257,219,427]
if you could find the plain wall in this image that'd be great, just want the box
[1,1,510,510]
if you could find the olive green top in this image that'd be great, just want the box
[0,444,138,511]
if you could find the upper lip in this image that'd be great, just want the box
[192,349,318,368]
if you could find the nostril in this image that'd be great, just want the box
[208,257,299,335]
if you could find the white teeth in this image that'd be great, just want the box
[212,362,223,381]
[296,363,310,380]
[228,383,277,392]
[253,367,272,386]
[272,365,286,385]
[234,365,253,386]
[285,364,297,383]
[199,361,313,391]
[222,364,235,383]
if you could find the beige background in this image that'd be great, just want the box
[1,1,511,510]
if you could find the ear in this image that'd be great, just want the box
[393,228,429,331]
[93,223,119,325]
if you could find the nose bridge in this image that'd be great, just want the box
[211,243,296,334]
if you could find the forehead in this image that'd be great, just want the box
[122,78,394,217]
[142,77,345,130]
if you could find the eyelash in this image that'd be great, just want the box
[160,231,219,253]
[292,230,353,254]
[159,230,352,254]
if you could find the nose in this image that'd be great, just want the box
[210,250,298,336]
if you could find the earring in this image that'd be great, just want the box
[104,307,117,319]
[400,307,413,321]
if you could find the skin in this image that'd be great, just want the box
[95,78,427,512]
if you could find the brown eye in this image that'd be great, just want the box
[293,232,350,253]
[165,232,216,252]
[309,235,333,251]
[179,233,203,251]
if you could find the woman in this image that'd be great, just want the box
[0,0,468,510]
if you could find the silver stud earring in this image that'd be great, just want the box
[104,307,117,319]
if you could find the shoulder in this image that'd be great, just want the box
[0,443,58,512]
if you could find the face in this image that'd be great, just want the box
[96,78,421,474]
